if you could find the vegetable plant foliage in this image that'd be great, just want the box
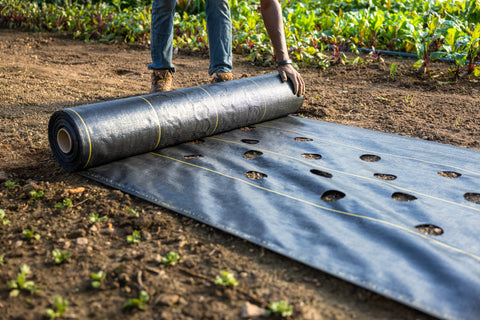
[0,0,478,74]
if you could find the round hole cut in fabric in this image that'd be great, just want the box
[438,171,462,178]
[301,153,322,160]
[294,137,313,142]
[243,150,263,160]
[245,171,267,180]
[184,154,203,160]
[464,193,480,205]
[360,154,381,162]
[415,224,444,236]
[186,139,205,145]
[310,169,333,178]
[240,125,256,131]
[321,190,345,202]
[374,173,397,181]
[392,192,417,201]
[241,139,260,144]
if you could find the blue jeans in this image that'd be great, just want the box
[149,0,232,75]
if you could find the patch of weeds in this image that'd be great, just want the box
[214,270,238,287]
[52,249,71,264]
[55,198,73,210]
[29,190,44,200]
[161,252,180,266]
[126,230,141,244]
[123,290,149,311]
[23,227,40,240]
[267,300,293,318]
[45,295,68,320]
[125,207,139,217]
[0,209,11,225]
[89,213,108,224]
[4,180,19,189]
[91,270,106,289]
[7,264,41,297]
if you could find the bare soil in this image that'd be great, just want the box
[1,28,479,320]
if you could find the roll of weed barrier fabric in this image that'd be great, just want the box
[48,73,480,320]
[49,73,303,171]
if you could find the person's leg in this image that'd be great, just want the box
[205,0,232,76]
[149,0,176,72]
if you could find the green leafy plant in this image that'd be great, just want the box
[45,295,68,320]
[52,249,71,264]
[125,207,139,217]
[123,290,149,310]
[214,270,238,287]
[89,213,108,224]
[0,209,10,225]
[29,190,44,200]
[267,300,293,318]
[23,227,40,240]
[91,270,106,289]
[4,180,19,189]
[389,63,399,81]
[55,198,73,209]
[7,264,40,296]
[161,251,180,266]
[126,230,141,244]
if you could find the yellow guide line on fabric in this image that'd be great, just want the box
[257,123,480,176]
[197,86,219,135]
[139,96,162,149]
[69,109,92,168]
[246,78,268,122]
[208,137,480,213]
[150,151,480,262]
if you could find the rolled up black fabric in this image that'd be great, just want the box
[48,73,303,171]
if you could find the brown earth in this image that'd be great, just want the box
[1,27,479,320]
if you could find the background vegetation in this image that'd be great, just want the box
[0,0,479,76]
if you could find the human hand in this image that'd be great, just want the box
[278,63,305,97]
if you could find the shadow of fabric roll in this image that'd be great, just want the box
[48,73,303,171]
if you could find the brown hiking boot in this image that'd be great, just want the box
[150,69,173,93]
[211,72,233,83]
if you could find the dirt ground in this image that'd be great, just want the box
[1,27,479,320]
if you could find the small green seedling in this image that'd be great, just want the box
[23,227,40,240]
[0,209,10,225]
[214,270,238,287]
[123,290,149,310]
[45,295,68,320]
[7,264,40,296]
[389,63,398,80]
[267,300,293,317]
[161,251,180,266]
[4,180,19,189]
[125,207,139,217]
[89,213,108,224]
[90,270,106,289]
[127,230,141,244]
[55,198,73,210]
[52,249,71,264]
[0,254,4,265]
[29,190,44,200]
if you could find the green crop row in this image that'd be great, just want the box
[0,0,479,75]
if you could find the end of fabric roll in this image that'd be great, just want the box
[56,128,72,154]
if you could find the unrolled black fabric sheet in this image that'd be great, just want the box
[49,74,480,320]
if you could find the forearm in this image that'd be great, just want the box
[260,0,289,62]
